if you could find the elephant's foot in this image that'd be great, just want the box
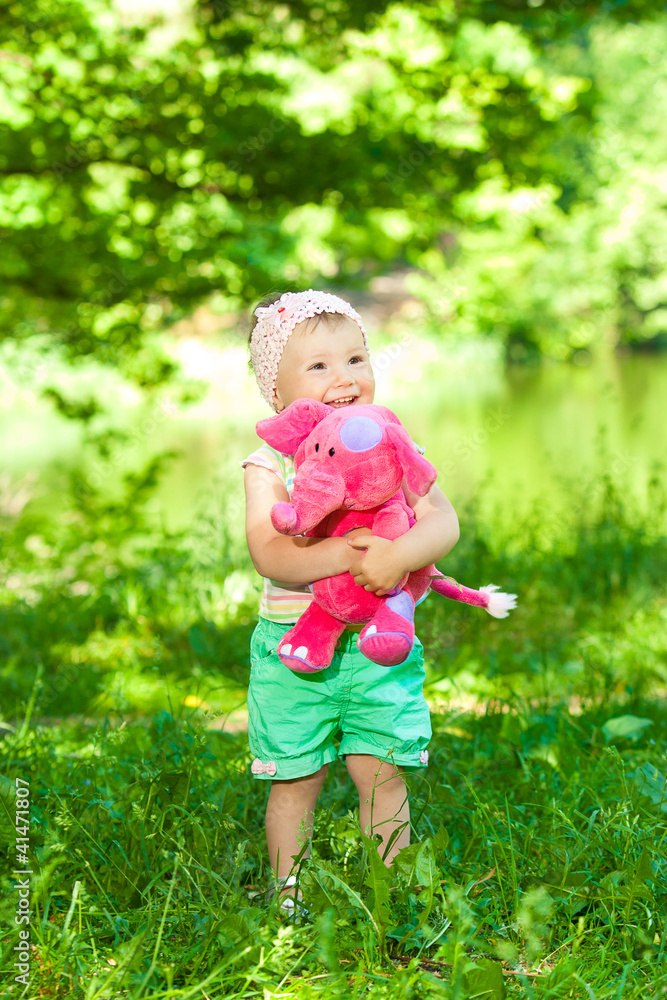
[278,638,333,673]
[277,604,346,673]
[357,590,415,666]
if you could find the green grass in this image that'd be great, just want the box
[1,458,666,997]
[0,698,665,997]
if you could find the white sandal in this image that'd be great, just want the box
[269,874,309,919]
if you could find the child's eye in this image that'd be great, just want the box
[349,356,364,364]
[309,363,325,371]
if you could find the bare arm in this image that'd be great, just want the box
[244,464,361,585]
[394,480,460,569]
[348,482,459,596]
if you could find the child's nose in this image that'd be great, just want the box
[333,365,355,386]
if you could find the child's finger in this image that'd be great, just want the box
[347,535,374,549]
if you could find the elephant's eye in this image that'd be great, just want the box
[314,443,319,452]
[329,447,335,457]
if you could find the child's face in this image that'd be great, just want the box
[273,315,375,412]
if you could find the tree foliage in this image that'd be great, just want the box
[1,0,665,381]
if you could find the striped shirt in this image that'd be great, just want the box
[240,443,314,623]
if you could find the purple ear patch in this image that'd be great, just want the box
[339,416,383,453]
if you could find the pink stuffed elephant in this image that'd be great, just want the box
[256,400,516,673]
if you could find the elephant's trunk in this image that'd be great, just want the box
[271,460,347,534]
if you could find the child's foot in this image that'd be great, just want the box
[357,590,415,666]
[271,875,309,920]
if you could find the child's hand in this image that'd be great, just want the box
[347,536,406,597]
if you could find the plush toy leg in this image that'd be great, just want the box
[357,589,415,667]
[277,602,347,673]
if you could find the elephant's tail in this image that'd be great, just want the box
[429,572,517,619]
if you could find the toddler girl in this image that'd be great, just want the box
[241,289,459,909]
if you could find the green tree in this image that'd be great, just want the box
[1,0,665,383]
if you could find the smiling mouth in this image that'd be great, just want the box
[328,396,357,407]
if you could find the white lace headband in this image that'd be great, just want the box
[250,289,369,410]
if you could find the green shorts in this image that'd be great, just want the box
[247,617,432,781]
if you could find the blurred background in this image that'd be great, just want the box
[1,0,665,724]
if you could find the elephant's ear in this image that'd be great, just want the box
[256,399,331,455]
[367,404,403,426]
[385,423,438,496]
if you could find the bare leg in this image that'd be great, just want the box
[266,764,328,883]
[346,754,410,866]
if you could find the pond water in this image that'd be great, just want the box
[2,336,666,533]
